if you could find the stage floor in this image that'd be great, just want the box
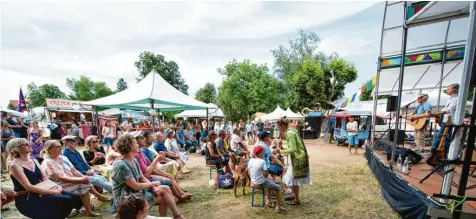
[374,149,476,213]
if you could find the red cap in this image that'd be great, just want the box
[253,146,265,155]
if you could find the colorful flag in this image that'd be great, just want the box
[366,80,373,92]
[372,75,377,85]
[18,88,27,113]
[346,98,351,105]
[351,93,357,102]
[361,85,367,94]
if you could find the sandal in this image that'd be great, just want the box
[1,205,10,211]
[68,209,79,218]
[287,200,301,206]
[275,206,287,213]
[284,197,294,201]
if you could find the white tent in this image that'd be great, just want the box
[0,106,28,118]
[284,108,305,120]
[341,100,389,116]
[257,105,286,121]
[85,71,209,111]
[175,103,224,118]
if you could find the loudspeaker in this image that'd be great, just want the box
[386,147,423,164]
[386,96,398,112]
[388,129,405,144]
[373,139,394,151]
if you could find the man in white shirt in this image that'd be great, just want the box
[346,116,359,155]
[230,129,250,158]
[120,117,135,133]
[431,83,459,152]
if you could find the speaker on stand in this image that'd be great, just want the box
[386,96,398,112]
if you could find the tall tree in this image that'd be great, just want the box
[217,59,287,121]
[66,76,114,101]
[26,83,67,107]
[195,82,217,104]
[134,51,189,94]
[271,29,358,110]
[115,78,129,93]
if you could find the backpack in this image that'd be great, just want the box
[217,170,234,189]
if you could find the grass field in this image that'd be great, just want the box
[1,139,399,219]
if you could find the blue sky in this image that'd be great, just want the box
[0,1,385,107]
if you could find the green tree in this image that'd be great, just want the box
[26,83,67,107]
[134,51,189,94]
[271,29,358,110]
[290,56,327,110]
[7,103,16,110]
[66,76,114,101]
[195,82,217,104]
[324,56,358,104]
[115,78,129,93]
[217,59,287,121]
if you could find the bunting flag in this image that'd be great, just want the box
[340,99,346,108]
[351,93,357,102]
[372,75,377,86]
[361,84,367,94]
[346,98,351,105]
[365,80,373,92]
[18,88,27,113]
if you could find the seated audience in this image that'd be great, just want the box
[41,140,104,217]
[205,131,230,171]
[132,132,192,201]
[248,146,286,212]
[164,130,189,172]
[150,132,179,179]
[111,134,185,219]
[106,143,121,165]
[215,130,233,172]
[175,126,188,151]
[61,135,113,194]
[184,124,198,152]
[7,138,83,219]
[117,193,172,219]
[230,129,250,158]
[257,131,284,177]
[83,135,113,180]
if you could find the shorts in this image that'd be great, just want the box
[347,135,359,147]
[268,164,284,175]
[261,178,282,191]
[234,148,246,157]
[104,137,115,147]
[247,132,252,137]
[151,178,173,188]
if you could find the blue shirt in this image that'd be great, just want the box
[257,140,272,167]
[5,118,20,133]
[141,147,154,163]
[177,130,185,141]
[62,148,91,175]
[256,123,264,132]
[153,141,167,153]
[415,102,432,120]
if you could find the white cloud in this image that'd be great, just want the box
[0,1,381,108]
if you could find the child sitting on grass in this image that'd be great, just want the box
[248,146,286,213]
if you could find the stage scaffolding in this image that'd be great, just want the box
[371,1,475,217]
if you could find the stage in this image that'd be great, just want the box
[366,146,476,218]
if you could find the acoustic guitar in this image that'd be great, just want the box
[426,117,451,167]
[407,117,428,130]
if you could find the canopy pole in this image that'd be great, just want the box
[206,108,209,130]
[390,1,408,169]
[371,1,388,143]
[150,99,156,133]
[95,107,100,139]
[441,1,476,203]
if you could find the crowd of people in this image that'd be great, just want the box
[0,114,311,219]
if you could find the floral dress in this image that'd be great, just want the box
[41,155,92,195]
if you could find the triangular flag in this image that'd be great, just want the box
[372,75,377,85]
[351,93,357,102]
[361,85,367,94]
[346,98,351,105]
[366,80,373,92]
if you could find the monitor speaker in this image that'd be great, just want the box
[386,96,398,112]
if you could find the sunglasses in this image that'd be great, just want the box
[21,143,31,147]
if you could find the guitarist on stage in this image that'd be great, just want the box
[408,93,432,153]
[430,83,459,154]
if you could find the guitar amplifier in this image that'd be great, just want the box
[386,147,423,164]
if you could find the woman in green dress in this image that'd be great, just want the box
[277,119,311,206]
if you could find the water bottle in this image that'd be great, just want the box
[402,158,409,175]
[397,155,403,170]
